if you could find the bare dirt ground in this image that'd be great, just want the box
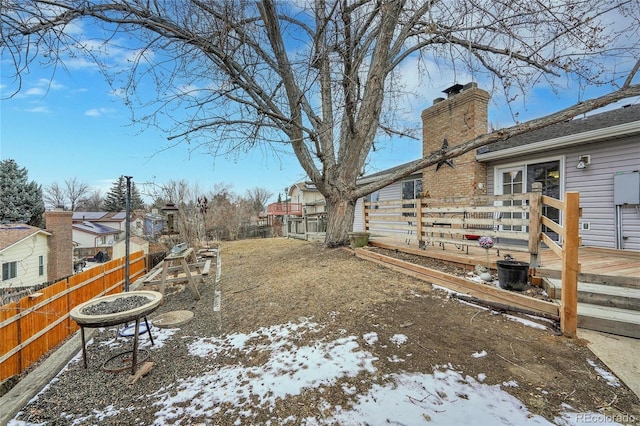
[8,237,640,425]
[217,239,639,421]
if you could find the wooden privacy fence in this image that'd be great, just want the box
[0,251,147,382]
[363,182,581,336]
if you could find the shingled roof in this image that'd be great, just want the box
[480,103,640,154]
[72,221,121,236]
[0,224,51,252]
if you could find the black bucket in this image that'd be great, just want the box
[496,260,529,291]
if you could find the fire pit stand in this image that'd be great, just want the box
[70,291,163,374]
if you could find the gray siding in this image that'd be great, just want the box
[353,198,365,232]
[484,136,640,251]
[353,181,403,232]
[567,137,640,250]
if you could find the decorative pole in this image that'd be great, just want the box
[124,176,133,292]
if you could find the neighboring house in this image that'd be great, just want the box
[354,82,640,251]
[72,221,122,257]
[289,182,326,216]
[72,212,128,257]
[265,197,303,226]
[112,235,150,259]
[144,211,164,240]
[73,211,127,231]
[131,209,147,237]
[0,224,51,289]
[0,210,74,290]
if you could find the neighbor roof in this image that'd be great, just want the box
[72,221,121,235]
[0,224,51,252]
[72,212,126,222]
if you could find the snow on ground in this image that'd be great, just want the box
[587,359,621,388]
[9,319,624,425]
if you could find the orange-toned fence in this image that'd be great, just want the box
[0,251,147,382]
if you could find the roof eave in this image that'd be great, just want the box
[476,121,640,162]
[0,229,51,253]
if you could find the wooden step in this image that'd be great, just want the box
[576,303,640,339]
[534,268,640,289]
[544,278,640,311]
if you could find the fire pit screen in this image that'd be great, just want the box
[70,291,163,374]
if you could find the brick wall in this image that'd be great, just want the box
[421,83,489,199]
[45,210,74,281]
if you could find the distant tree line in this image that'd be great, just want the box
[1,159,275,246]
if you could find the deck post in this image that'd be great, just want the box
[561,192,580,337]
[416,199,423,246]
[528,183,543,267]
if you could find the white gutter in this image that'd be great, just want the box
[476,121,640,162]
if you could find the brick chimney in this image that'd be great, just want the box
[421,82,489,198]
[45,210,74,281]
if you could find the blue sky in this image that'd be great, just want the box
[1,9,638,206]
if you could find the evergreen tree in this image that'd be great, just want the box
[0,159,45,226]
[102,176,145,211]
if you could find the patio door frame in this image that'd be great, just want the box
[493,155,565,239]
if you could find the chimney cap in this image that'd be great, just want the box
[443,83,464,97]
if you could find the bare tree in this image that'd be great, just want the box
[43,178,91,210]
[65,178,90,211]
[2,1,639,245]
[77,189,104,211]
[246,187,273,216]
[43,182,66,210]
[207,185,254,241]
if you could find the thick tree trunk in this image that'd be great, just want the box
[324,196,356,247]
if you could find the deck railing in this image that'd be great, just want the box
[364,190,538,261]
[0,251,147,382]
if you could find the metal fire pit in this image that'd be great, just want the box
[70,291,163,374]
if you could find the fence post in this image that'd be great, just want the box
[561,192,580,337]
[416,198,423,245]
[528,182,543,267]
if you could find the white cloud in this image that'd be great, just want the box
[25,106,50,113]
[24,87,46,96]
[84,107,116,117]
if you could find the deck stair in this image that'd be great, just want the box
[542,277,640,339]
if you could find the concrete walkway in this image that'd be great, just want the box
[578,329,640,399]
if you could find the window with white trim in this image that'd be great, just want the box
[2,261,17,281]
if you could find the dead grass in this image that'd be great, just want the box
[215,238,639,422]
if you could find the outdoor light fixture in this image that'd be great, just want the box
[576,155,591,170]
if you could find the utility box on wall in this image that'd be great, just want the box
[613,172,640,205]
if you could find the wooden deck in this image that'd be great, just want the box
[369,236,640,286]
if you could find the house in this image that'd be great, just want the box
[72,212,127,258]
[112,235,150,259]
[73,211,127,231]
[0,224,51,289]
[265,195,303,227]
[476,103,640,251]
[354,82,640,251]
[289,182,326,216]
[0,210,74,290]
[144,211,164,240]
[353,162,424,233]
